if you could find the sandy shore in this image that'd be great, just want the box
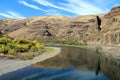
[0,47,61,76]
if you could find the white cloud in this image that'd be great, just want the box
[33,0,109,16]
[0,11,25,18]
[19,0,47,12]
[33,0,68,12]
[0,12,14,18]
[8,11,25,18]
[64,0,107,15]
[33,0,56,7]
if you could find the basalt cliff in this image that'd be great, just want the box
[1,6,120,45]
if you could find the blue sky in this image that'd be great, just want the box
[0,0,119,18]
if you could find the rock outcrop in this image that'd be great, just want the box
[105,6,120,18]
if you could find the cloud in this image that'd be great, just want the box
[0,11,25,18]
[8,11,26,18]
[33,0,109,16]
[0,13,14,18]
[19,0,47,12]
[33,0,68,12]
[63,0,107,15]
[33,0,56,7]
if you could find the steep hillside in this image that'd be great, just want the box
[1,6,120,45]
[100,6,120,44]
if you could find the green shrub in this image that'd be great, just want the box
[0,37,11,44]
[30,46,38,52]
[8,49,17,55]
[0,35,44,55]
[13,38,30,44]
[0,45,9,53]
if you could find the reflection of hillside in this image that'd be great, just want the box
[32,47,97,70]
[101,54,120,80]
[32,47,120,80]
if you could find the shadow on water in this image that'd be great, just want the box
[0,46,120,80]
[95,54,101,76]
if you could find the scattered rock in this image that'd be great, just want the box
[42,30,52,36]
[66,30,73,34]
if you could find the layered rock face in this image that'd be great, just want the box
[1,6,120,44]
[105,6,120,18]
[101,6,120,44]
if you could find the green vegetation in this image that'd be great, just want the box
[41,38,87,47]
[0,35,44,59]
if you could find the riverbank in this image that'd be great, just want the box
[87,42,120,60]
[47,43,120,60]
[0,47,61,76]
[46,44,87,48]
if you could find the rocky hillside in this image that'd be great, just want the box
[1,6,120,45]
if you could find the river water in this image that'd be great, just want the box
[0,46,120,80]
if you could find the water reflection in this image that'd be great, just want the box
[95,55,101,76]
[32,47,120,80]
[100,54,120,80]
[32,47,98,70]
[0,46,120,80]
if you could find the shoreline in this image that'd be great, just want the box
[48,43,120,59]
[47,43,120,59]
[0,44,119,76]
[0,47,61,76]
[87,42,120,60]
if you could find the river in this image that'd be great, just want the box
[0,46,120,80]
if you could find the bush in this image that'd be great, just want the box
[0,37,11,44]
[8,49,17,55]
[0,45,9,53]
[0,35,44,55]
[30,46,38,52]
[13,38,31,44]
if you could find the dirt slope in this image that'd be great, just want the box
[0,6,120,44]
